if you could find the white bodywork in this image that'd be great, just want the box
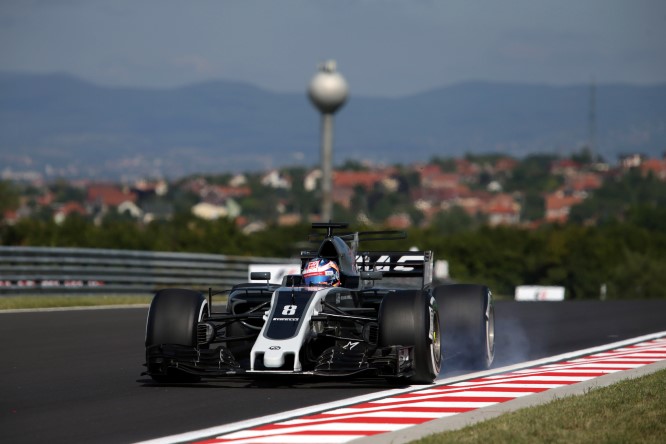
[250,286,337,371]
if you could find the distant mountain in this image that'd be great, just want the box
[1,72,665,179]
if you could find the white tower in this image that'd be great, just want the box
[308,60,349,222]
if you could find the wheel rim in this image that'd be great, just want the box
[485,297,495,365]
[430,307,442,373]
[199,300,210,321]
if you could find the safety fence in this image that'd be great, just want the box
[0,246,298,295]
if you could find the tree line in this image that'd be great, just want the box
[2,205,665,300]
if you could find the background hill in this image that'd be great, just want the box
[1,72,665,179]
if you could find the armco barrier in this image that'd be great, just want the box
[0,246,298,295]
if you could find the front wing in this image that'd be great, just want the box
[144,342,415,379]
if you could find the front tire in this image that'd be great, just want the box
[145,288,209,382]
[379,290,442,384]
[435,284,495,370]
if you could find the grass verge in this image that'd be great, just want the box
[414,367,666,444]
[0,295,153,310]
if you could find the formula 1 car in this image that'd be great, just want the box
[144,222,495,384]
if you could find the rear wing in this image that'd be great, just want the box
[357,251,433,284]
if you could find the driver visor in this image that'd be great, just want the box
[304,272,330,286]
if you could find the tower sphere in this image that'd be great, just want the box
[308,60,349,114]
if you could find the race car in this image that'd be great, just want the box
[144,222,495,384]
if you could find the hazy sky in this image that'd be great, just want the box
[1,0,665,97]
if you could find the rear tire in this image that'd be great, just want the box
[379,291,441,384]
[435,284,495,370]
[145,288,209,382]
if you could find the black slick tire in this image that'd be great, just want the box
[435,284,495,370]
[379,290,442,384]
[145,288,209,382]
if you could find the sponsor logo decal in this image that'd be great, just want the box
[356,254,425,272]
[342,341,359,350]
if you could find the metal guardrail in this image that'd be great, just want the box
[0,246,298,295]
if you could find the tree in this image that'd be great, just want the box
[570,146,594,164]
[609,250,666,299]
[0,181,20,214]
[50,179,86,203]
[430,206,478,236]
[521,190,546,221]
[569,170,666,224]
[429,156,456,172]
[504,154,562,193]
[338,160,369,171]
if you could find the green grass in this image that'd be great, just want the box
[413,368,666,444]
[0,294,229,310]
[0,295,153,310]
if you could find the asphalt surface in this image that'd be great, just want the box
[1,299,665,443]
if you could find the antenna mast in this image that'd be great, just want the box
[588,79,597,161]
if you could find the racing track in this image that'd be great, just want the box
[1,299,665,444]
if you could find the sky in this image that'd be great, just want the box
[1,0,665,97]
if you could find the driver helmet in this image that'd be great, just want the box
[302,257,341,287]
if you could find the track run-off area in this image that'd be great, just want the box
[1,300,666,443]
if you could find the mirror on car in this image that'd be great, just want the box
[250,272,271,281]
